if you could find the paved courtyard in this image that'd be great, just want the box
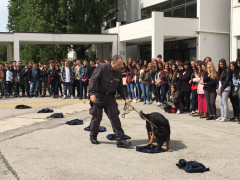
[0,97,240,180]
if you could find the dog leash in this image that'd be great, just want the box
[121,103,158,128]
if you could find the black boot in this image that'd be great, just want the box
[90,137,99,144]
[117,140,131,148]
[206,116,214,120]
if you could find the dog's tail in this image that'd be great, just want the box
[140,111,148,120]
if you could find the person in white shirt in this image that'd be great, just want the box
[62,61,74,99]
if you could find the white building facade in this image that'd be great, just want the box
[102,0,232,64]
[231,0,240,61]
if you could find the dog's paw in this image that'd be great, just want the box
[167,148,172,152]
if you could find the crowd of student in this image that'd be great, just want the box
[1,55,240,124]
[0,59,103,99]
[124,55,240,124]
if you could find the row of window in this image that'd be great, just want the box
[141,0,197,19]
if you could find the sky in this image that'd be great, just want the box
[0,0,9,32]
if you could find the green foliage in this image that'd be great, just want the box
[0,46,7,62]
[7,0,115,63]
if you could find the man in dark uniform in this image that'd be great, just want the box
[89,55,131,148]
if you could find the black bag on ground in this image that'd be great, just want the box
[47,113,64,118]
[136,144,165,153]
[84,124,106,132]
[38,108,54,113]
[15,105,32,109]
[176,159,210,173]
[66,119,83,125]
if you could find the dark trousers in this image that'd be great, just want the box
[89,94,124,142]
[161,84,168,103]
[38,80,42,95]
[6,81,12,95]
[180,91,191,111]
[20,83,25,96]
[152,84,157,101]
[80,80,88,98]
[52,81,59,96]
[41,81,48,96]
[72,80,77,97]
[191,89,198,111]
[76,80,81,97]
[204,90,217,115]
[24,81,30,96]
[155,86,161,103]
[15,82,20,95]
[230,93,239,118]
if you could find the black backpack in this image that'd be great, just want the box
[176,159,210,173]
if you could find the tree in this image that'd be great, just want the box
[7,0,116,62]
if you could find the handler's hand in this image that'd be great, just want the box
[90,95,96,103]
[125,99,131,106]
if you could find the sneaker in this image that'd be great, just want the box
[156,102,161,106]
[143,102,146,105]
[133,99,137,103]
[63,95,67,99]
[176,109,180,114]
[71,96,74,99]
[153,101,157,105]
[148,101,152,104]
[216,116,223,121]
[220,117,229,122]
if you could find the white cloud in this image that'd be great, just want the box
[0,0,9,32]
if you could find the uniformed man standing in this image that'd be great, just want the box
[89,55,131,148]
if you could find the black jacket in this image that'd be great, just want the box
[179,69,192,92]
[216,69,231,92]
[40,68,48,82]
[88,63,127,99]
[22,67,30,81]
[203,72,217,93]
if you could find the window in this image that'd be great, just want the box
[141,0,197,19]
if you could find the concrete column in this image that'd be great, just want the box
[96,44,103,60]
[112,40,118,57]
[103,43,111,60]
[14,40,20,62]
[152,12,164,60]
[118,41,126,62]
[231,36,238,61]
[7,44,13,62]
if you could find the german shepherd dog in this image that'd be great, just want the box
[140,111,172,152]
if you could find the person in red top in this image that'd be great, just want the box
[160,62,169,107]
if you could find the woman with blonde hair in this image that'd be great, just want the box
[203,61,218,120]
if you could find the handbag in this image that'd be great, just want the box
[48,75,53,84]
[126,71,134,84]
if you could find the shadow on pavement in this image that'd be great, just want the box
[171,140,187,151]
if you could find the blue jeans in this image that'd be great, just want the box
[161,84,169,103]
[127,83,135,99]
[63,82,72,96]
[30,81,39,95]
[0,82,4,97]
[135,82,142,100]
[140,83,150,103]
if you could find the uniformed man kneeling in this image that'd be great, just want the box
[89,55,131,148]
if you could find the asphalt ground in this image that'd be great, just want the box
[0,96,239,180]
